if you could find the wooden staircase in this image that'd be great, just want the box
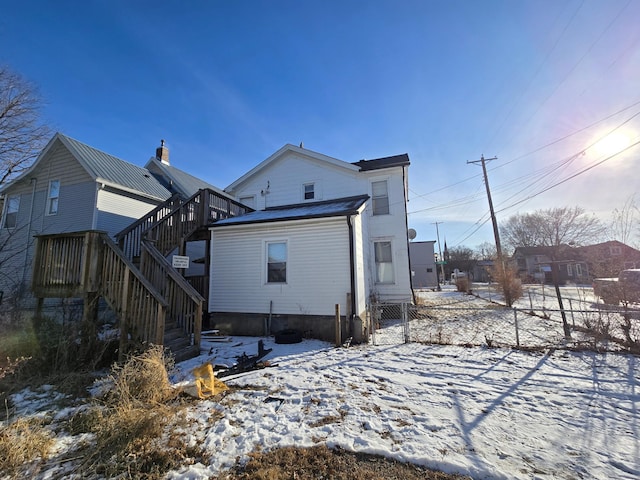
[31,189,251,362]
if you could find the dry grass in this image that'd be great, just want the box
[0,416,55,476]
[216,444,472,480]
[66,345,211,478]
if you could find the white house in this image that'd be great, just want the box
[208,144,412,342]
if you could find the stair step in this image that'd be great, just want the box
[171,344,200,363]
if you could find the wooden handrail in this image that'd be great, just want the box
[140,239,203,348]
[114,193,182,261]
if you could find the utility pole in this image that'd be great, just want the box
[432,221,445,291]
[468,155,512,306]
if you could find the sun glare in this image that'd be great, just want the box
[593,131,632,158]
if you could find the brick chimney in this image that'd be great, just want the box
[156,139,169,165]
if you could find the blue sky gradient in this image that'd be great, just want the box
[2,0,639,248]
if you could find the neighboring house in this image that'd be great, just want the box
[409,240,438,289]
[208,144,412,342]
[0,133,218,305]
[575,240,640,278]
[513,241,640,285]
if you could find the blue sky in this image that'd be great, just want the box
[2,0,639,248]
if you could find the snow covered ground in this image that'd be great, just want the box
[7,286,640,479]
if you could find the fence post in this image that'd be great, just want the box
[513,308,520,348]
[335,304,341,347]
[403,302,410,344]
[568,299,575,328]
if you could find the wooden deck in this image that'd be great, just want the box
[32,189,252,361]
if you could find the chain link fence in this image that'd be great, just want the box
[369,289,640,352]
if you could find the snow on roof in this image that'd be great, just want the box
[210,195,369,227]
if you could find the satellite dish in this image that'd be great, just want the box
[408,228,417,240]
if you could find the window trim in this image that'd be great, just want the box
[46,179,60,216]
[2,194,20,229]
[374,239,395,284]
[266,240,287,284]
[371,180,389,215]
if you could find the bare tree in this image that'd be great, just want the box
[501,206,605,251]
[0,65,51,187]
[608,194,639,248]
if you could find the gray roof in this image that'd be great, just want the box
[352,153,410,171]
[146,157,228,199]
[211,195,369,228]
[59,134,172,200]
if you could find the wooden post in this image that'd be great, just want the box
[335,304,341,347]
[118,268,131,362]
[513,308,520,348]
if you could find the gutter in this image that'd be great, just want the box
[346,215,357,336]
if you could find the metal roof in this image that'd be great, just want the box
[211,195,369,228]
[146,157,228,198]
[59,134,172,200]
[352,153,410,171]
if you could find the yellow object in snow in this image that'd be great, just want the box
[192,362,228,399]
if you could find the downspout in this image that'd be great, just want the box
[402,165,417,304]
[22,178,37,290]
[346,215,357,336]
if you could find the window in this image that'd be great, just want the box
[374,241,394,283]
[303,183,314,200]
[267,241,287,283]
[610,246,622,256]
[567,264,573,277]
[47,180,60,215]
[3,195,20,228]
[372,180,389,215]
[576,264,583,276]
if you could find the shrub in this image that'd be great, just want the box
[489,262,522,306]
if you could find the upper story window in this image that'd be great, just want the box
[372,180,389,215]
[303,183,314,200]
[3,194,20,228]
[47,180,60,215]
[610,246,622,256]
[267,241,287,283]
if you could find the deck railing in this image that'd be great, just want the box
[140,239,203,349]
[143,189,253,256]
[115,193,182,261]
[32,231,168,357]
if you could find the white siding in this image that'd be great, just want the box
[96,189,160,237]
[210,218,352,316]
[227,151,412,302]
[229,152,364,210]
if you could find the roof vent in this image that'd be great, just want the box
[156,139,170,165]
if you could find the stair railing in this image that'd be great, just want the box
[140,239,203,350]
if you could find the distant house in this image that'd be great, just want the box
[512,241,640,285]
[575,240,640,277]
[0,133,219,305]
[209,144,412,342]
[409,241,438,288]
